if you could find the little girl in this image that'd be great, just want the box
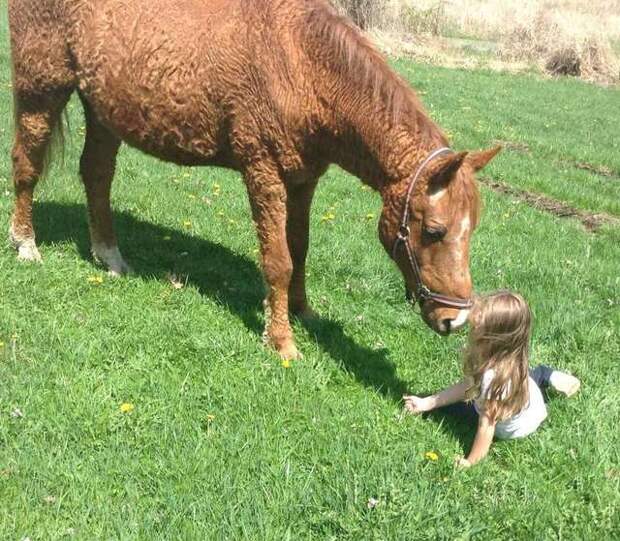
[404,291,580,467]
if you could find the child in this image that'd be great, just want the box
[404,291,580,468]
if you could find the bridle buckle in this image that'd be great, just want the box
[397,225,410,241]
[417,284,433,301]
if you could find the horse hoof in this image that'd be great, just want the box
[17,240,43,262]
[278,341,302,361]
[92,243,132,276]
[9,224,42,262]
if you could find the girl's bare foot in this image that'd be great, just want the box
[549,371,581,397]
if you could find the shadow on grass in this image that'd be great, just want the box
[34,201,409,402]
[425,405,477,453]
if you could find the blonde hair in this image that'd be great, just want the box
[464,291,531,421]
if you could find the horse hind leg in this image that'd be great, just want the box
[79,99,130,276]
[10,91,72,261]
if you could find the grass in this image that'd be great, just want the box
[1,6,619,541]
[393,61,620,216]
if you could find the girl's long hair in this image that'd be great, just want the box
[464,291,531,421]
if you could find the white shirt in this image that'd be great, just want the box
[474,369,547,440]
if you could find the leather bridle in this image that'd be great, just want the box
[391,147,474,310]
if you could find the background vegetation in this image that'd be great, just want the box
[335,0,620,84]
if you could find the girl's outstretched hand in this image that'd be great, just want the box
[455,456,472,469]
[403,395,432,414]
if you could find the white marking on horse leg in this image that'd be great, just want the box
[92,242,132,276]
[9,223,42,262]
[450,309,470,331]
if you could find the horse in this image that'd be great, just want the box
[8,0,500,359]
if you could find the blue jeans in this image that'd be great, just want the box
[440,365,554,419]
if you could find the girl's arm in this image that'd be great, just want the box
[461,411,496,467]
[404,379,471,414]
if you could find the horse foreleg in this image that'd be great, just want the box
[79,100,128,276]
[286,180,318,318]
[245,164,299,360]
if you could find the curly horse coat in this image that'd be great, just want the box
[8,0,500,359]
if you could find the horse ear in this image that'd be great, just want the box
[426,152,468,194]
[467,146,502,172]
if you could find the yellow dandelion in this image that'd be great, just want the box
[87,276,104,285]
[183,220,192,228]
[206,414,216,422]
[120,402,135,414]
[320,212,336,223]
[213,183,221,191]
[365,213,375,220]
[281,359,292,369]
[425,451,439,461]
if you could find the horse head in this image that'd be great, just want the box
[380,146,501,335]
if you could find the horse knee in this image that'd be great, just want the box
[262,255,293,289]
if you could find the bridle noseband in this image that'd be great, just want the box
[391,147,473,311]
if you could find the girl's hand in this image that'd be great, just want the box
[403,395,432,414]
[455,456,472,469]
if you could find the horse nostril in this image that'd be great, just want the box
[440,319,452,334]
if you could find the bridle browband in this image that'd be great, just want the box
[391,147,474,311]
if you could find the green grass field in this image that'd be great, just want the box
[1,5,619,540]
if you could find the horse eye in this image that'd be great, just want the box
[423,225,447,242]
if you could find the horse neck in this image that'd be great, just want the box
[320,92,448,192]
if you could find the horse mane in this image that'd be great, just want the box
[301,1,446,144]
[301,2,479,218]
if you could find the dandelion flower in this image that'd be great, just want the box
[87,276,104,285]
[183,220,192,228]
[425,451,439,461]
[281,359,292,369]
[120,402,135,414]
[365,213,374,220]
[206,414,216,422]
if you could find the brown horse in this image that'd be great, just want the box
[8,0,500,359]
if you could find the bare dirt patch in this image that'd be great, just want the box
[572,161,619,180]
[492,140,531,154]
[480,177,620,232]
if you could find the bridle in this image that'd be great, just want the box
[391,147,474,310]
